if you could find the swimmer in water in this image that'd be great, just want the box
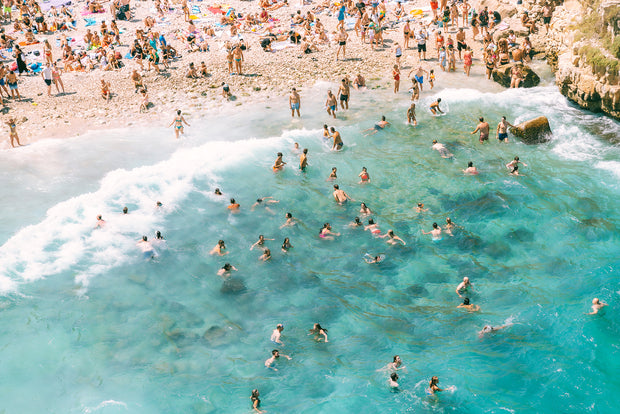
[428,376,444,394]
[251,196,280,213]
[586,298,608,315]
[457,297,480,312]
[168,109,190,139]
[365,218,381,235]
[137,236,156,259]
[228,198,240,210]
[271,324,285,345]
[471,117,490,143]
[358,167,370,184]
[463,161,478,175]
[94,215,106,229]
[388,355,405,371]
[273,152,287,171]
[444,217,456,236]
[431,139,453,158]
[122,206,128,214]
[422,222,442,240]
[293,142,300,152]
[155,231,164,240]
[319,223,340,240]
[478,323,511,338]
[415,202,429,213]
[280,212,297,228]
[281,237,292,252]
[456,276,471,297]
[264,349,292,371]
[429,98,444,115]
[407,103,417,126]
[333,184,353,203]
[214,188,223,196]
[251,234,274,250]
[309,323,328,342]
[364,254,384,264]
[328,167,338,180]
[330,127,344,151]
[506,156,527,170]
[509,165,525,176]
[210,240,228,256]
[389,373,399,388]
[379,229,406,245]
[349,217,363,227]
[299,148,309,171]
[259,248,272,261]
[362,116,390,136]
[322,124,330,140]
[250,389,263,414]
[360,202,372,215]
[217,263,238,276]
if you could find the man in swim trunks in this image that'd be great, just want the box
[471,117,490,143]
[273,152,287,170]
[429,98,443,115]
[232,45,243,75]
[496,116,514,142]
[409,65,429,91]
[289,87,301,117]
[456,28,466,60]
[326,90,337,119]
[336,27,348,60]
[168,109,190,139]
[363,116,390,136]
[337,78,350,110]
[330,127,343,150]
[333,184,353,203]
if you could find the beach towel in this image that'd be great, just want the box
[191,5,201,14]
[18,40,40,46]
[80,9,104,15]
[208,6,224,14]
[271,41,294,50]
[495,21,509,31]
[84,17,96,26]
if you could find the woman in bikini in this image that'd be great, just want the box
[168,109,190,138]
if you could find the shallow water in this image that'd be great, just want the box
[1,77,619,413]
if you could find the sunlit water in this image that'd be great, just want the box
[1,74,619,413]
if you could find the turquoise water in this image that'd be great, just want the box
[1,81,619,413]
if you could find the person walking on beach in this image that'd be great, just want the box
[101,79,111,101]
[41,63,53,97]
[471,117,490,143]
[336,27,348,60]
[52,63,65,95]
[5,117,21,147]
[289,87,301,117]
[326,90,337,118]
[232,45,243,75]
[392,65,400,93]
[415,27,428,61]
[169,109,190,139]
[496,116,514,142]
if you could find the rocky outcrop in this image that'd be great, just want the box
[492,64,541,88]
[555,50,620,120]
[510,116,552,144]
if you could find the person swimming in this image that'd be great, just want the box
[427,376,444,394]
[457,297,480,312]
[280,212,297,228]
[478,323,511,337]
[328,167,338,180]
[309,323,328,342]
[264,349,292,371]
[270,324,285,345]
[379,229,406,245]
[217,262,238,276]
[455,276,471,297]
[422,222,442,240]
[463,161,479,175]
[281,237,292,253]
[365,218,381,235]
[319,223,340,240]
[349,217,363,227]
[389,372,399,388]
[364,253,384,264]
[210,240,228,256]
[587,298,608,315]
[360,202,372,215]
[358,167,370,183]
[251,234,274,250]
[136,236,156,259]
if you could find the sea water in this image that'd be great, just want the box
[0,76,619,413]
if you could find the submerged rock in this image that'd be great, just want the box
[492,64,540,88]
[220,277,246,294]
[510,116,552,144]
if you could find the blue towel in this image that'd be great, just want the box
[84,17,96,26]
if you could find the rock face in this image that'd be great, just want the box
[492,64,541,88]
[556,51,620,120]
[510,116,552,144]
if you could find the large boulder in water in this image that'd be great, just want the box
[492,64,540,88]
[510,116,552,144]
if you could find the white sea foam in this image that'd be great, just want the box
[0,133,297,295]
[83,399,128,413]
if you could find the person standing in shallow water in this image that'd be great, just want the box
[169,110,189,139]
[289,87,301,117]
[250,389,264,413]
[471,117,489,143]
